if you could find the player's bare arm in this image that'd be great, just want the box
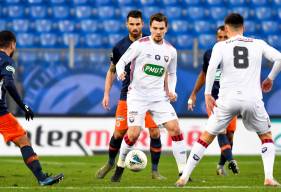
[188,70,206,111]
[102,63,117,110]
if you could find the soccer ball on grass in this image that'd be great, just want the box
[125,150,147,172]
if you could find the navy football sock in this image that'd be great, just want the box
[218,134,233,163]
[108,136,123,166]
[20,146,46,181]
[150,137,161,171]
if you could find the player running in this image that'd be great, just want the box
[0,30,64,186]
[187,25,239,176]
[176,13,281,187]
[96,10,166,182]
[116,13,187,182]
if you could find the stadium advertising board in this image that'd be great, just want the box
[0,118,280,156]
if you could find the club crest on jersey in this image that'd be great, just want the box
[6,65,15,74]
[193,154,200,161]
[143,64,165,77]
[164,56,169,62]
[262,147,267,153]
[155,55,161,60]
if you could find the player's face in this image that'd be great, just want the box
[126,17,143,38]
[9,42,16,58]
[216,30,228,42]
[150,20,167,43]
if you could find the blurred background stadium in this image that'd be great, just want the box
[1,0,280,117]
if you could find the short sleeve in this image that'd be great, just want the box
[202,50,211,73]
[1,60,15,79]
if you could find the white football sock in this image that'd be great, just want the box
[180,141,207,182]
[172,140,187,173]
[117,140,133,168]
[261,142,275,180]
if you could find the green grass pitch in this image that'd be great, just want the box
[0,155,280,192]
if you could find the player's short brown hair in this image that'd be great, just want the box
[150,13,168,27]
[127,10,143,21]
[224,13,244,29]
[0,30,16,49]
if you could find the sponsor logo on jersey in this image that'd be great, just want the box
[6,65,15,74]
[215,68,221,81]
[164,56,169,62]
[143,64,165,77]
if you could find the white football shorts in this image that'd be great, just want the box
[127,98,178,127]
[206,98,271,135]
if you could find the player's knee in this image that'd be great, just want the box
[258,131,272,141]
[13,135,31,147]
[113,130,127,139]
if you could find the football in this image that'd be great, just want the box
[125,150,147,172]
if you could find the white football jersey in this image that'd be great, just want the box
[116,36,177,101]
[205,35,281,100]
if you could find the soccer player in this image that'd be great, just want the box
[115,13,187,182]
[0,30,64,186]
[96,10,166,181]
[176,13,281,187]
[187,25,239,176]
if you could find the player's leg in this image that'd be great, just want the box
[217,116,239,175]
[96,100,128,179]
[176,99,236,187]
[1,113,63,186]
[258,132,280,186]
[146,112,166,180]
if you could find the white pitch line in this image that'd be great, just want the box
[0,186,271,190]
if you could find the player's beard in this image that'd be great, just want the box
[131,30,141,39]
[10,51,14,58]
[153,36,163,43]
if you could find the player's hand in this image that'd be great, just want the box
[23,104,34,121]
[102,94,110,111]
[187,94,196,111]
[118,71,127,81]
[262,78,273,93]
[168,92,177,102]
[205,94,217,114]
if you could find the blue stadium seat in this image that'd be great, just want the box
[228,0,247,6]
[80,19,99,33]
[231,7,251,19]
[4,0,21,3]
[142,6,162,20]
[273,0,281,6]
[170,20,190,34]
[17,33,36,48]
[194,20,216,34]
[103,20,123,33]
[71,0,89,4]
[58,20,75,32]
[209,7,227,20]
[84,34,104,48]
[182,0,201,5]
[18,51,38,65]
[62,33,79,47]
[52,6,70,19]
[98,6,116,19]
[107,33,123,48]
[5,5,26,18]
[27,0,44,4]
[0,20,6,30]
[175,35,193,50]
[42,52,60,63]
[50,0,67,4]
[198,34,216,49]
[140,0,157,6]
[249,0,267,6]
[244,20,257,35]
[261,21,279,34]
[40,33,57,47]
[179,52,193,66]
[268,35,281,49]
[94,0,114,6]
[117,0,135,6]
[277,8,281,19]
[30,5,48,18]
[165,34,177,47]
[35,19,53,32]
[12,19,30,32]
[185,7,206,20]
[164,6,182,20]
[162,0,180,6]
[75,6,92,18]
[89,52,108,65]
[206,0,225,6]
[255,7,273,20]
[119,6,138,19]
